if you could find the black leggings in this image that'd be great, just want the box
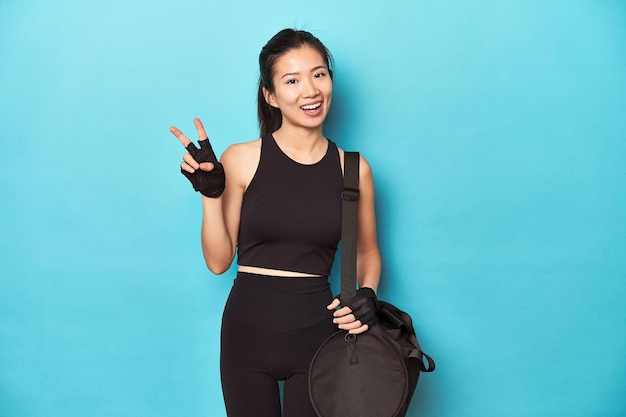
[220,272,336,417]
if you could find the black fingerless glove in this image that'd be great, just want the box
[345,287,379,328]
[181,139,226,198]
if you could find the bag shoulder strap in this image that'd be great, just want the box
[341,151,360,303]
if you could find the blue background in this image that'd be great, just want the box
[1,1,625,416]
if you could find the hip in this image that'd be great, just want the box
[222,272,335,332]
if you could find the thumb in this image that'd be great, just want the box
[327,298,341,310]
[199,162,215,172]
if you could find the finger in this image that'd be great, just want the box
[333,314,356,325]
[338,319,362,330]
[333,306,353,317]
[186,142,199,153]
[169,125,192,148]
[194,117,209,141]
[181,161,196,174]
[183,153,200,170]
[327,298,341,310]
[348,324,369,335]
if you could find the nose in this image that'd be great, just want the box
[301,77,320,98]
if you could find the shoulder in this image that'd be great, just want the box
[221,138,261,164]
[220,138,262,190]
[335,145,374,178]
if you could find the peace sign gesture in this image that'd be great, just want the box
[170,118,226,198]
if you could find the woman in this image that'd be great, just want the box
[170,29,381,417]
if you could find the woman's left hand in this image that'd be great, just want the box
[327,298,370,334]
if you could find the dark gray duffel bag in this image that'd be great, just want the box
[309,301,435,417]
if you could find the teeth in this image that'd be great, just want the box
[301,102,321,110]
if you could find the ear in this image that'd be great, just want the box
[263,87,279,108]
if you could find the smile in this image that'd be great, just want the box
[300,102,322,110]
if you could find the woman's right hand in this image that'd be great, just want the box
[170,117,226,198]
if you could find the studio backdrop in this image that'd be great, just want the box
[1,1,625,416]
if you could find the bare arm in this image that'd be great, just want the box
[200,141,259,273]
[170,118,258,274]
[329,154,382,334]
[355,155,382,292]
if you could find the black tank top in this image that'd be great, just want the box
[237,134,343,276]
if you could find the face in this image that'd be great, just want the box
[263,45,333,132]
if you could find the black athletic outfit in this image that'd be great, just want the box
[220,134,343,417]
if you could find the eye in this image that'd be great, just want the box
[314,72,327,78]
[286,79,298,85]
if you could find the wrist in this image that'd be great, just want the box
[358,287,377,297]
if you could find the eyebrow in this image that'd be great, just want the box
[280,65,328,79]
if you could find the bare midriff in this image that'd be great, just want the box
[238,265,322,278]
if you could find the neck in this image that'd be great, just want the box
[272,126,328,164]
[273,125,326,152]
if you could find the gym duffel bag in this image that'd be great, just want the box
[309,301,435,417]
[309,151,436,417]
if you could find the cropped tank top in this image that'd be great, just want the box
[237,134,343,276]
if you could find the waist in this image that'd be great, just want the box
[238,265,324,278]
[223,271,333,332]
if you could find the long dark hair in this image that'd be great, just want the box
[257,29,334,136]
